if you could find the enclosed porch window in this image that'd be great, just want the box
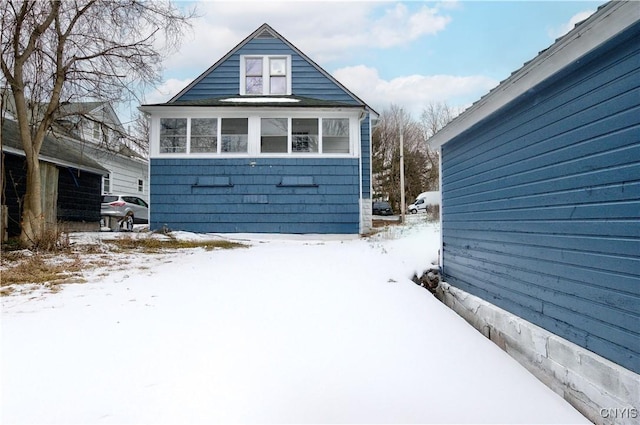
[160,118,187,153]
[221,118,248,153]
[154,116,355,156]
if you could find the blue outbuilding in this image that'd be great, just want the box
[141,24,376,234]
[429,1,638,423]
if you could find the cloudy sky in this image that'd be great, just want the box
[142,0,604,118]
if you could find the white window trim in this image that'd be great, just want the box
[102,172,111,194]
[240,55,292,96]
[158,117,189,154]
[150,110,360,159]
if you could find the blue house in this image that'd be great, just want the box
[141,24,376,234]
[428,1,638,423]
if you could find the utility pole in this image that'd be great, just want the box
[399,113,405,223]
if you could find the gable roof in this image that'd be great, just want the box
[57,101,105,116]
[57,101,126,133]
[428,0,638,148]
[167,23,377,116]
[2,118,108,175]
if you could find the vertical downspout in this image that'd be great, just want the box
[439,144,444,273]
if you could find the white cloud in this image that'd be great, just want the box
[150,1,491,117]
[369,3,451,48]
[548,9,595,40]
[436,0,461,11]
[332,65,497,117]
[163,1,452,73]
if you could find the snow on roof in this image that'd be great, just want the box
[220,97,301,103]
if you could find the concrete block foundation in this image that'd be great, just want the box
[435,282,639,425]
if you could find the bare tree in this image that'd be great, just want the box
[420,102,459,140]
[372,105,430,212]
[129,111,150,156]
[419,101,461,191]
[0,0,193,247]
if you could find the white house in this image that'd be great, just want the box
[54,101,148,200]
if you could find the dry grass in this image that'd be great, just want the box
[1,254,86,287]
[1,233,247,294]
[372,218,403,228]
[107,237,246,253]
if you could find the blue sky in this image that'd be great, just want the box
[142,0,605,118]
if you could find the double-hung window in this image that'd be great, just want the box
[261,118,288,153]
[292,119,319,153]
[322,119,349,153]
[245,58,263,95]
[102,173,111,193]
[269,58,287,94]
[241,55,290,95]
[221,118,248,153]
[191,118,217,153]
[160,118,187,153]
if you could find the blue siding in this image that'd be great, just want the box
[441,23,640,373]
[150,158,360,233]
[360,115,371,198]
[177,38,358,104]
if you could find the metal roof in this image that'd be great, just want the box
[428,0,638,148]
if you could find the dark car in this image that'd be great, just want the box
[372,201,393,216]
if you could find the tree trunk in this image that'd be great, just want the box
[20,153,44,247]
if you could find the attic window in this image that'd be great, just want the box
[241,55,291,96]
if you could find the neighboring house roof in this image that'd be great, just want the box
[52,101,147,162]
[50,122,147,162]
[114,143,147,161]
[164,23,377,117]
[57,101,105,116]
[57,101,127,134]
[428,0,638,148]
[2,118,108,175]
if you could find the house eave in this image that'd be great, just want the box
[139,104,367,116]
[3,145,108,175]
[428,0,638,148]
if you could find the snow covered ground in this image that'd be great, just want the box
[1,218,588,424]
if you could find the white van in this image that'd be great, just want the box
[408,191,440,214]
